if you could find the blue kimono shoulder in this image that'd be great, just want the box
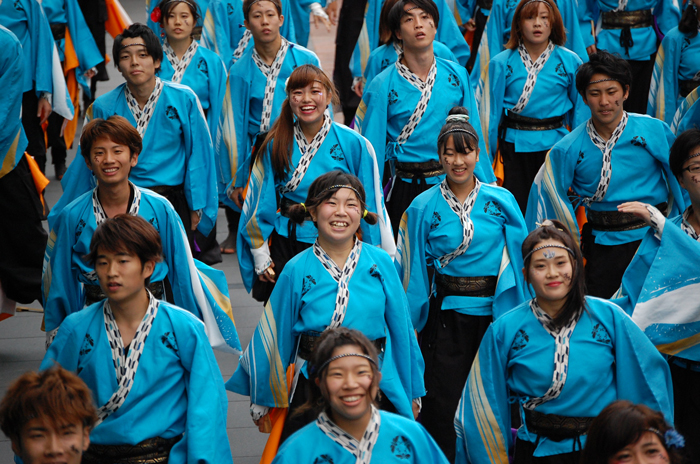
[41,300,233,463]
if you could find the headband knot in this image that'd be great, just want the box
[446,114,469,123]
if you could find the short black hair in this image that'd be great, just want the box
[575,50,631,98]
[387,0,440,43]
[669,128,700,180]
[113,23,163,73]
[679,3,699,37]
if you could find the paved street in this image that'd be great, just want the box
[0,1,340,462]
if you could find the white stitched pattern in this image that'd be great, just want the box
[511,41,555,114]
[312,238,362,329]
[394,57,437,145]
[124,78,165,138]
[583,111,628,205]
[316,406,381,464]
[96,292,159,425]
[436,178,481,269]
[277,114,332,195]
[252,37,289,131]
[163,39,199,84]
[523,299,582,410]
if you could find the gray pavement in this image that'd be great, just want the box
[0,1,340,462]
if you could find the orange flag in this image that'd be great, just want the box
[62,30,81,149]
[259,365,295,464]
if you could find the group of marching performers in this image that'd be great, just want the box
[1,0,700,463]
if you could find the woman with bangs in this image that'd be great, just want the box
[479,0,589,213]
[454,221,673,464]
[396,107,527,461]
[235,64,394,303]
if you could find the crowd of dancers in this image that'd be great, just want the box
[1,0,700,463]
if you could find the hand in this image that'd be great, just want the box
[465,18,477,32]
[258,261,276,283]
[353,79,364,98]
[253,413,272,433]
[326,1,340,26]
[617,201,652,227]
[84,68,97,79]
[229,187,244,209]
[190,210,201,231]
[586,44,597,56]
[312,13,332,32]
[412,400,420,419]
[37,97,52,125]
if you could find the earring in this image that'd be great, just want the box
[160,30,166,39]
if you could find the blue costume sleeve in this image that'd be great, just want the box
[567,53,590,129]
[454,324,511,464]
[557,0,588,63]
[201,0,243,70]
[63,0,104,73]
[226,261,301,406]
[671,87,700,134]
[181,87,218,236]
[41,206,85,333]
[481,54,506,162]
[236,147,278,292]
[647,29,682,125]
[435,0,471,66]
[355,74,390,181]
[26,0,55,95]
[204,52,228,141]
[0,26,27,174]
[471,0,505,93]
[654,0,681,36]
[41,308,85,370]
[396,197,432,331]
[170,313,234,464]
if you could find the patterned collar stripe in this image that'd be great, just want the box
[512,41,554,114]
[584,111,628,205]
[232,29,252,63]
[394,57,437,145]
[316,406,381,464]
[523,299,582,409]
[437,178,481,269]
[163,39,199,84]
[278,113,332,195]
[125,78,165,138]
[315,353,377,376]
[312,238,363,330]
[96,291,159,425]
[253,37,290,132]
[523,243,574,263]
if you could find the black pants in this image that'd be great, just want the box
[420,299,492,463]
[332,0,367,124]
[251,229,313,303]
[670,360,700,463]
[624,55,655,115]
[500,141,548,214]
[465,9,488,74]
[582,225,641,298]
[514,438,581,464]
[386,177,433,239]
[21,91,47,172]
[0,156,48,303]
[46,111,67,167]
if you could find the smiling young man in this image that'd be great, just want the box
[50,23,218,257]
[42,115,241,354]
[355,0,495,238]
[215,0,318,253]
[41,215,233,464]
[0,367,96,464]
[525,50,685,298]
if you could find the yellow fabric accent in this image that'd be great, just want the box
[355,100,367,131]
[398,212,411,292]
[653,45,665,120]
[468,352,509,464]
[0,130,20,179]
[657,333,700,356]
[199,270,236,324]
[203,10,217,53]
[246,159,267,248]
[541,153,579,247]
[259,301,289,407]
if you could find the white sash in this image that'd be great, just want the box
[523,299,582,410]
[394,57,437,145]
[313,238,363,329]
[583,111,628,205]
[163,39,199,84]
[316,406,381,464]
[277,114,332,195]
[96,292,159,425]
[124,77,165,138]
[436,178,481,269]
[511,41,555,114]
[252,38,290,132]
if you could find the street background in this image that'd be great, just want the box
[0,1,340,461]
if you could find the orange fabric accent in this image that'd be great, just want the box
[24,153,50,211]
[105,0,131,38]
[464,29,474,49]
[492,148,505,186]
[259,365,295,464]
[63,30,80,149]
[0,313,13,322]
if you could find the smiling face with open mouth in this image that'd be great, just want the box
[289,80,331,130]
[310,188,362,249]
[440,135,479,190]
[85,137,138,187]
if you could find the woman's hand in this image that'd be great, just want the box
[258,261,276,283]
[229,187,244,209]
[617,201,652,226]
[190,210,201,231]
[254,413,272,433]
